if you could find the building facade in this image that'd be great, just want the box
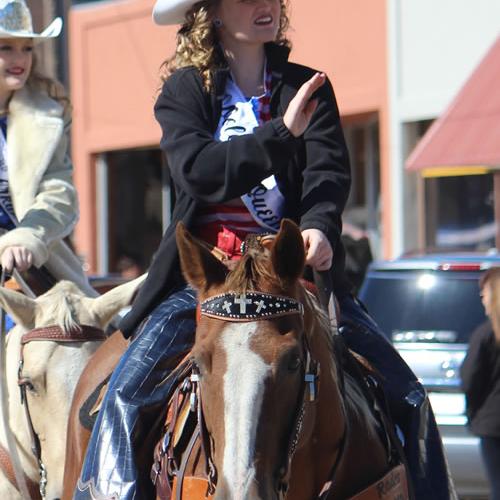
[67,0,500,274]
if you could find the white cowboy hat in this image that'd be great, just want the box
[153,0,199,26]
[0,0,62,41]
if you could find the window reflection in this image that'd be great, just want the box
[425,174,494,251]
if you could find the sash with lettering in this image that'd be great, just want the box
[215,74,285,233]
[0,120,17,230]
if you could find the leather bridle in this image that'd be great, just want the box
[197,289,322,499]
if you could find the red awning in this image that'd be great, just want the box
[406,35,500,176]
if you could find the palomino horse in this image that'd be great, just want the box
[159,220,409,499]
[0,276,144,500]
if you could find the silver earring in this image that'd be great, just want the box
[213,18,223,28]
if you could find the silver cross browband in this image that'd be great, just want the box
[200,292,304,321]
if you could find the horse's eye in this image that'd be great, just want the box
[194,351,212,376]
[288,356,302,372]
[22,379,38,395]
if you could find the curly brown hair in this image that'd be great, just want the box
[161,0,290,91]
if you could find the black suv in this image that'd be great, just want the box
[359,253,500,499]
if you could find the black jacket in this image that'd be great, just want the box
[460,320,500,437]
[120,43,352,337]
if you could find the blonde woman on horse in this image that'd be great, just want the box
[0,0,94,299]
[76,0,452,498]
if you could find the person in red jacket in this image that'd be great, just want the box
[461,268,500,500]
[75,1,452,498]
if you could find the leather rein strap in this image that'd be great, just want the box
[20,325,106,346]
[14,325,106,499]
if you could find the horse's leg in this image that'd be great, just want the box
[62,331,128,500]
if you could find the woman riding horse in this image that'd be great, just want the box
[0,0,94,297]
[75,0,452,498]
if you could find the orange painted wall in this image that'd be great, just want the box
[69,0,389,271]
[289,0,387,116]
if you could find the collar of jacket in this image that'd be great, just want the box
[210,42,291,128]
[9,85,64,119]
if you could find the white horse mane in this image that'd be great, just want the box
[36,280,86,333]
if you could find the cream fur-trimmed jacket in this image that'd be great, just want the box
[0,85,95,296]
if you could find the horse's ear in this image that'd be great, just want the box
[271,219,305,285]
[88,274,147,328]
[0,287,37,328]
[176,223,226,293]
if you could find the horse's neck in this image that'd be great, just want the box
[300,312,389,498]
[313,332,345,441]
[327,374,390,499]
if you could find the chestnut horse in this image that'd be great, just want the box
[165,220,410,499]
[63,220,409,499]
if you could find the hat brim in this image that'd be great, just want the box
[153,0,197,26]
[0,17,62,41]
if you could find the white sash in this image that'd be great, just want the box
[215,77,285,233]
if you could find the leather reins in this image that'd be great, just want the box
[0,324,106,500]
[276,329,322,497]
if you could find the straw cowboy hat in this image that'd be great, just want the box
[153,0,199,25]
[0,0,62,40]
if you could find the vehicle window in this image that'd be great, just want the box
[359,272,486,344]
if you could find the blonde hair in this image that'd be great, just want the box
[479,267,500,344]
[161,0,291,91]
[26,53,71,112]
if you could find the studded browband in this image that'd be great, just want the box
[200,291,304,321]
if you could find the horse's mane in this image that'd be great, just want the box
[226,246,332,347]
[226,245,380,433]
[38,281,83,334]
[225,247,282,292]
[301,287,380,436]
[223,243,381,441]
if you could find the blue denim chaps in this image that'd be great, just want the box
[74,287,452,500]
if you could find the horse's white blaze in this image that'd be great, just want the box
[221,322,270,499]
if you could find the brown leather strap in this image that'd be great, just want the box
[21,325,106,345]
[166,385,184,470]
[0,443,41,499]
[196,378,217,492]
[172,476,213,500]
[175,426,201,500]
[15,324,106,499]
